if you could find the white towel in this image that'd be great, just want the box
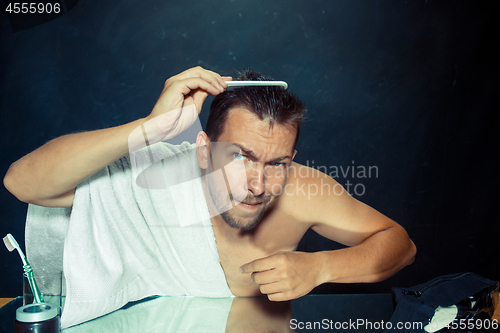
[26,141,232,329]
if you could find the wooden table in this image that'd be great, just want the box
[0,299,14,309]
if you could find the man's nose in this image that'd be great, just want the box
[247,164,265,196]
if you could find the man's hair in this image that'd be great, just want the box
[206,69,307,150]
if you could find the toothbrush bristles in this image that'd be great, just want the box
[3,235,16,252]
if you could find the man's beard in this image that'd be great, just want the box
[208,176,273,230]
[219,200,268,230]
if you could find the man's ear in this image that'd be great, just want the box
[196,131,211,170]
[292,149,297,160]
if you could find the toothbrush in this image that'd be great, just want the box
[3,233,44,303]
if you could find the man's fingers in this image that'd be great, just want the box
[174,67,226,92]
[191,88,210,113]
[259,281,282,295]
[204,69,230,88]
[240,256,276,274]
[251,269,279,285]
[239,261,255,274]
[259,283,295,302]
[148,67,228,127]
[186,74,224,94]
[267,292,289,302]
[195,70,225,92]
[172,77,222,97]
[240,260,261,274]
[258,280,295,300]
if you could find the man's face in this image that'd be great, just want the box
[207,107,297,230]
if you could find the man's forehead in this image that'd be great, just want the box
[216,108,296,155]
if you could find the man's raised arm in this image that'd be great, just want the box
[3,67,230,207]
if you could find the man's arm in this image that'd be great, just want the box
[3,120,144,207]
[240,166,416,301]
[306,174,417,285]
[3,67,230,207]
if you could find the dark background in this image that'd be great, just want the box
[1,0,498,297]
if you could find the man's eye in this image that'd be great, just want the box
[233,153,246,160]
[272,162,284,167]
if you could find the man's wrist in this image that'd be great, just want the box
[310,251,336,286]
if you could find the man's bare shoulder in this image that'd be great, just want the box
[288,162,333,180]
[285,161,344,193]
[276,162,351,225]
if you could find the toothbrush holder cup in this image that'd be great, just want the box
[23,271,66,310]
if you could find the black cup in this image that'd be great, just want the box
[15,303,60,333]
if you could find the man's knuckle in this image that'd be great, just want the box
[277,254,287,265]
[281,281,290,290]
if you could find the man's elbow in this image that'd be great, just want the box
[390,225,417,269]
[4,162,36,204]
[406,239,417,266]
[370,238,417,283]
[4,164,23,200]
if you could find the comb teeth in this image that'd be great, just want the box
[3,234,16,252]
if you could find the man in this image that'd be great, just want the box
[4,66,416,302]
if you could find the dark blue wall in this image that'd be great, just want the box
[1,0,498,297]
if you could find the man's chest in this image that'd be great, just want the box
[217,241,272,296]
[212,210,309,297]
